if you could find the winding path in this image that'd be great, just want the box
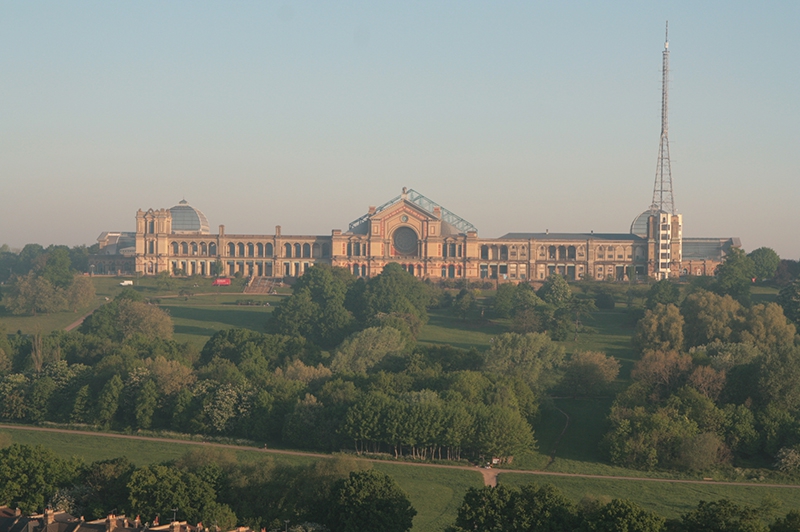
[3,424,800,491]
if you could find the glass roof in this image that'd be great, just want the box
[170,200,210,234]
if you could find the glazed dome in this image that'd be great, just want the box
[170,200,210,234]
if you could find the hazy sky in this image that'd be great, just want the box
[1,2,798,258]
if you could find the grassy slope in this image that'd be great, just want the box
[0,426,480,532]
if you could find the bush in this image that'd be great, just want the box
[595,292,616,310]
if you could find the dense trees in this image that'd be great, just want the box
[1,244,97,315]
[325,469,416,532]
[748,247,781,281]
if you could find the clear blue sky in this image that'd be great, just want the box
[1,2,798,258]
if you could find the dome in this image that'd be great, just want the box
[630,209,655,237]
[170,200,210,234]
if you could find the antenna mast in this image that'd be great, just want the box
[651,21,675,214]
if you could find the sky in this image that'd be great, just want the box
[1,2,798,258]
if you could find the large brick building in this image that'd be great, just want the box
[91,188,738,282]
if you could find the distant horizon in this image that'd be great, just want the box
[2,2,797,258]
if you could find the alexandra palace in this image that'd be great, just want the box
[91,188,737,283]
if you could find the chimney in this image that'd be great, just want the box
[106,515,116,532]
[170,520,180,532]
[134,516,141,528]
[275,225,281,236]
[219,225,225,236]
[44,509,55,525]
[433,206,441,218]
[368,206,376,215]
[15,508,21,517]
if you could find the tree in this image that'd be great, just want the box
[0,444,80,513]
[449,485,514,532]
[452,289,478,320]
[5,273,65,315]
[116,299,173,341]
[493,283,517,318]
[714,248,755,304]
[560,351,620,396]
[748,247,781,281]
[360,263,431,331]
[646,279,681,309]
[630,350,692,396]
[325,469,416,532]
[66,274,95,311]
[81,457,136,519]
[508,483,579,531]
[484,332,565,390]
[681,291,743,349]
[0,323,12,375]
[583,499,665,532]
[676,499,767,532]
[128,464,222,524]
[134,379,159,429]
[95,374,124,427]
[777,281,800,327]
[634,304,685,352]
[331,326,407,374]
[537,274,572,306]
[40,248,74,289]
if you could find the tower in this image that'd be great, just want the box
[631,23,683,280]
[651,22,675,214]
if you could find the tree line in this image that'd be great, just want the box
[0,442,415,532]
[447,482,800,532]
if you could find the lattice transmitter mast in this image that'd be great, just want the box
[651,22,675,214]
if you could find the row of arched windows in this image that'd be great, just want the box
[227,242,274,258]
[171,241,218,256]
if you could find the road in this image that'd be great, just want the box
[4,423,800,490]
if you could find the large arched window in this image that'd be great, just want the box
[266,243,273,257]
[247,243,254,257]
[172,242,179,255]
[238,243,245,257]
[200,242,207,255]
[548,246,557,259]
[294,243,302,258]
[256,243,263,257]
[209,242,217,256]
[303,243,311,258]
[191,242,198,255]
[284,243,292,257]
[481,245,489,260]
[228,242,236,256]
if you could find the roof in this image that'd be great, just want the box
[348,188,476,234]
[170,200,210,234]
[682,237,739,260]
[499,232,646,242]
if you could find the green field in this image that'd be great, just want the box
[0,426,481,532]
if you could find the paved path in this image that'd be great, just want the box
[4,424,800,490]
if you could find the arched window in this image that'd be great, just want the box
[312,243,320,258]
[238,243,245,257]
[558,246,566,260]
[322,243,330,257]
[200,242,207,255]
[172,242,179,255]
[191,242,198,255]
[256,243,263,257]
[481,245,489,260]
[303,243,311,258]
[353,264,359,276]
[548,246,557,259]
[180,242,188,255]
[500,245,508,260]
[567,246,576,260]
[284,243,292,257]
[247,243,254,257]
[228,242,236,256]
[294,243,302,258]
[209,242,217,256]
[266,243,273,257]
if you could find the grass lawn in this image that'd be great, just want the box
[0,426,480,532]
[417,309,507,351]
[157,294,281,347]
[497,473,800,519]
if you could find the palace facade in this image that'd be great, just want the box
[91,189,738,282]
